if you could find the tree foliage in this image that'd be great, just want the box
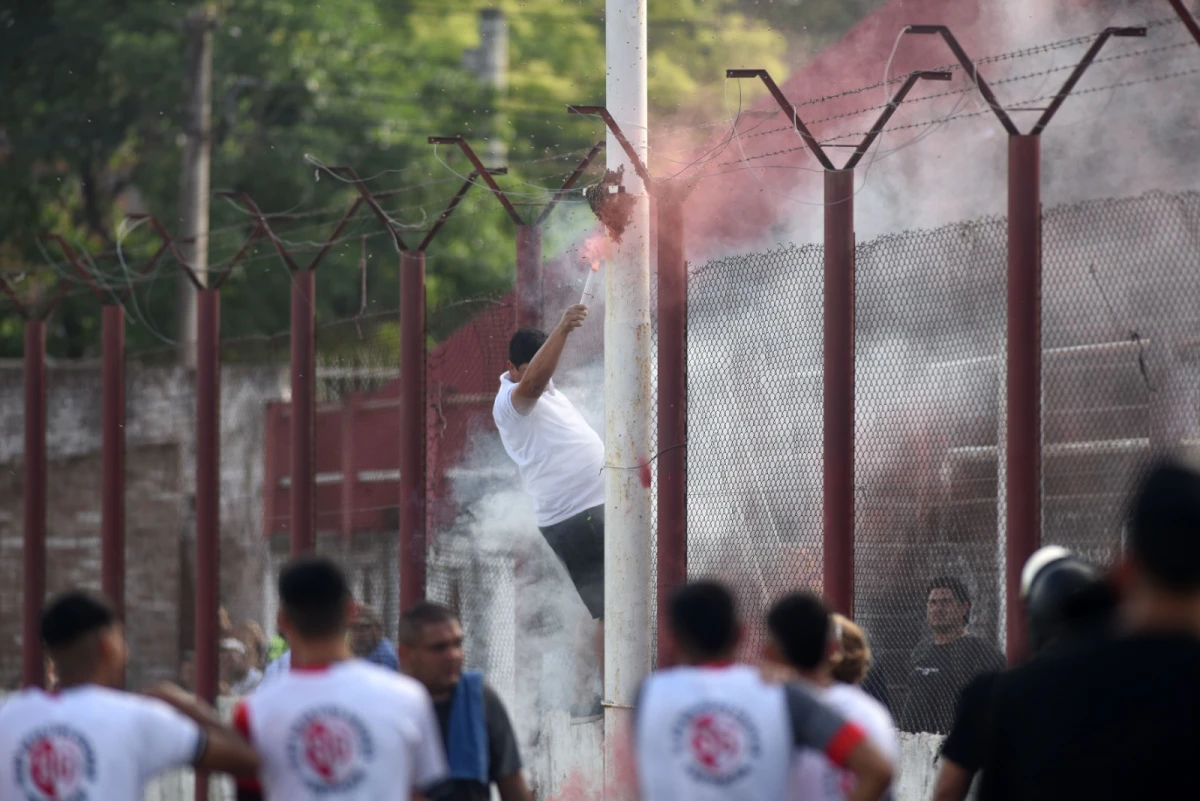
[0,0,870,358]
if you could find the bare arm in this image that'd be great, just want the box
[932,758,975,801]
[511,305,588,415]
[842,739,894,801]
[144,683,259,777]
[496,771,534,801]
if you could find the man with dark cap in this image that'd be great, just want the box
[0,591,258,798]
[980,460,1200,801]
[932,546,1117,801]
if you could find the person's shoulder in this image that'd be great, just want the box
[357,663,432,702]
[0,687,45,720]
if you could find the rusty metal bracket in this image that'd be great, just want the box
[726,68,952,171]
[904,25,1146,137]
[216,191,366,273]
[128,214,254,290]
[429,137,522,225]
[567,106,657,188]
[1169,0,1200,48]
[0,269,70,322]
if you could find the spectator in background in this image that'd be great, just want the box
[899,577,1004,734]
[833,616,890,713]
[766,597,899,801]
[351,604,400,670]
[266,632,287,663]
[219,638,262,696]
[399,603,531,801]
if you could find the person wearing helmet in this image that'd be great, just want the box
[980,460,1200,801]
[931,546,1117,801]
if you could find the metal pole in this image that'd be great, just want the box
[823,169,856,617]
[1006,135,1042,664]
[177,7,216,368]
[656,196,687,669]
[605,0,652,792]
[194,289,220,800]
[23,320,47,689]
[290,269,316,555]
[515,225,544,330]
[101,306,126,642]
[400,250,427,611]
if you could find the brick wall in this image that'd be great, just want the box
[0,362,284,690]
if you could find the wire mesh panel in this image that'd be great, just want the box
[1041,191,1200,563]
[854,218,1007,734]
[687,244,826,656]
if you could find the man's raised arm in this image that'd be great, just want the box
[511,305,588,415]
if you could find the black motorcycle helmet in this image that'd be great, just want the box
[1021,546,1116,653]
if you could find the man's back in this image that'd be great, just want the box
[981,632,1200,801]
[235,660,446,800]
[636,664,860,801]
[0,685,204,799]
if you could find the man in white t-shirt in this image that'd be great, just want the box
[635,582,893,801]
[232,556,448,801]
[0,591,258,800]
[493,307,605,696]
[766,594,899,801]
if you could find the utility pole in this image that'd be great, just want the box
[178,6,216,368]
[463,9,509,167]
[604,0,651,797]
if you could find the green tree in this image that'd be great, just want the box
[0,0,793,359]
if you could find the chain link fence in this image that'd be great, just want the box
[685,189,1200,734]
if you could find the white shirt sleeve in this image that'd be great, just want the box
[411,691,449,792]
[495,381,521,423]
[133,697,206,781]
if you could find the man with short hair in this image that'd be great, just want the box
[766,594,899,801]
[232,556,447,801]
[494,310,604,625]
[0,591,258,798]
[398,603,531,801]
[351,604,400,670]
[980,461,1200,801]
[899,577,1004,733]
[635,581,893,801]
[932,546,1117,801]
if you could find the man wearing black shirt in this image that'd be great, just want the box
[934,546,1117,801]
[899,577,1004,734]
[398,603,531,801]
[980,460,1200,801]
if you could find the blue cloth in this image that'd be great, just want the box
[446,670,488,783]
[364,638,399,670]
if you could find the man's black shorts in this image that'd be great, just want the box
[539,504,604,620]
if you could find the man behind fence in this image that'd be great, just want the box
[899,577,1004,734]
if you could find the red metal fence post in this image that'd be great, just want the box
[23,320,47,689]
[1006,135,1042,665]
[194,288,220,799]
[400,250,427,611]
[824,170,856,616]
[291,269,317,555]
[515,225,544,330]
[656,193,688,668]
[101,306,126,645]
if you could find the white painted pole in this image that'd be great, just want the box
[604,0,652,797]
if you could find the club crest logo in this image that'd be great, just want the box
[287,707,373,792]
[671,703,761,785]
[13,726,96,801]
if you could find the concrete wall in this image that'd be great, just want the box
[0,362,285,689]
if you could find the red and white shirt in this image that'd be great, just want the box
[791,682,900,801]
[0,685,205,800]
[635,664,867,801]
[233,659,447,800]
